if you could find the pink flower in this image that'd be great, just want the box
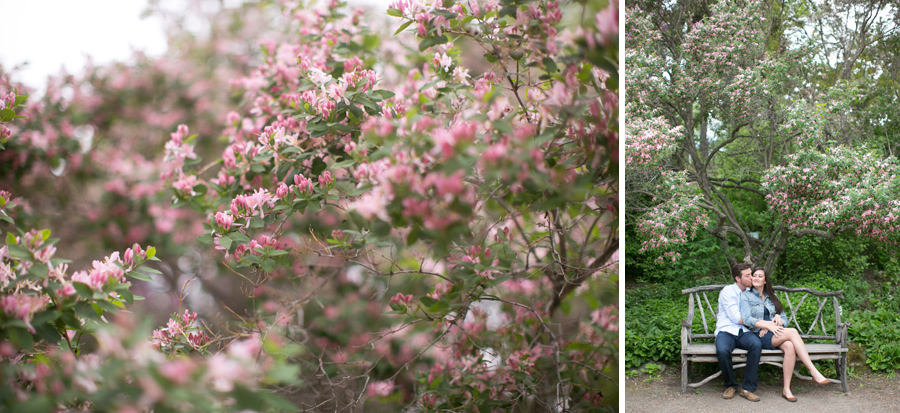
[390,293,414,307]
[293,174,314,193]
[276,182,290,199]
[0,261,16,288]
[368,380,395,398]
[215,211,234,229]
[57,283,76,298]
[318,171,334,187]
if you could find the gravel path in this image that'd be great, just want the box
[623,365,900,412]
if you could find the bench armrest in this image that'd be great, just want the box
[837,321,851,347]
[681,319,692,347]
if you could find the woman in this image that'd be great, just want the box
[739,267,829,402]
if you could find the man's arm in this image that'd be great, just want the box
[723,285,743,325]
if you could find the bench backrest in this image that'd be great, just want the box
[681,285,845,344]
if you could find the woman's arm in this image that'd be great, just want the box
[778,311,789,327]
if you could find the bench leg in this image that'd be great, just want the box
[681,356,688,394]
[839,354,849,393]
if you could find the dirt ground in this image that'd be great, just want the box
[623,363,900,412]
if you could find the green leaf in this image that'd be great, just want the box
[146,246,156,259]
[138,266,162,274]
[128,271,154,282]
[428,300,450,312]
[394,20,413,35]
[218,235,233,251]
[387,8,403,17]
[407,226,420,246]
[0,109,15,122]
[260,258,276,273]
[31,310,60,326]
[229,232,251,243]
[72,282,94,299]
[372,220,392,237]
[119,289,134,305]
[373,90,395,100]
[198,234,215,244]
[95,300,119,313]
[431,9,457,19]
[542,57,558,73]
[311,157,328,176]
[8,327,34,350]
[74,302,101,320]
[420,296,437,308]
[7,244,30,259]
[418,34,449,52]
[329,123,357,134]
[28,263,49,279]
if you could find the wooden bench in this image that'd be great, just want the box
[681,285,850,393]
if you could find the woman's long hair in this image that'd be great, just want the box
[752,267,784,314]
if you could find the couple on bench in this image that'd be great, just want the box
[716,263,830,402]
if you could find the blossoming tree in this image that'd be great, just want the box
[626,0,899,271]
[1,0,618,411]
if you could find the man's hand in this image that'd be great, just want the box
[773,314,783,327]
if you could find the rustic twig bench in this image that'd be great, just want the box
[681,285,850,393]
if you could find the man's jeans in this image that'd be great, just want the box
[715,330,761,392]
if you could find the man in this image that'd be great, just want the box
[714,263,763,402]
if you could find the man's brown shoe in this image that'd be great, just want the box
[722,387,736,399]
[740,389,760,402]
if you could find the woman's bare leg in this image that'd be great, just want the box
[772,328,825,382]
[780,340,796,398]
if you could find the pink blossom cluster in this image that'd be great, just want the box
[1,292,50,334]
[150,309,211,354]
[635,171,711,258]
[625,112,682,167]
[71,252,127,291]
[0,91,15,110]
[390,292,414,308]
[218,233,290,263]
[764,147,900,245]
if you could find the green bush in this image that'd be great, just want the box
[626,227,727,283]
[778,232,870,283]
[625,280,688,369]
[849,303,900,372]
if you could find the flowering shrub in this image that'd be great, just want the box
[764,147,900,246]
[626,0,899,269]
[2,0,618,411]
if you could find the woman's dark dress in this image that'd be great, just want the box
[760,307,776,350]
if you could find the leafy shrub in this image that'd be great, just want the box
[625,281,688,369]
[778,232,870,284]
[626,227,727,283]
[849,304,900,372]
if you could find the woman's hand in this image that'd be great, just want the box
[773,314,783,327]
[759,329,768,337]
[766,320,785,336]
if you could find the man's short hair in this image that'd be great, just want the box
[731,263,751,280]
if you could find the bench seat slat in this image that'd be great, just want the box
[682,343,847,355]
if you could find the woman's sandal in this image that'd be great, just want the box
[782,391,797,402]
[815,377,830,386]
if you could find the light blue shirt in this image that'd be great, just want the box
[714,283,750,337]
